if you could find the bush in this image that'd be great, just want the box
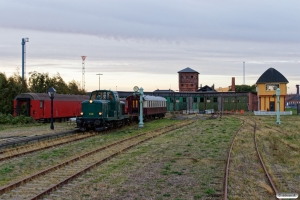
[0,113,35,124]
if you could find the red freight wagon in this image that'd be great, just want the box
[126,94,167,121]
[14,93,89,122]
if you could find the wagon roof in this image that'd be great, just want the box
[14,93,89,101]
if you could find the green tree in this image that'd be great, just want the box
[51,73,69,94]
[68,80,86,95]
[230,84,256,92]
[28,71,51,93]
[0,72,26,114]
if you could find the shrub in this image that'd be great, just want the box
[0,113,35,124]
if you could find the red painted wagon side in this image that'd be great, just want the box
[126,94,167,120]
[14,93,89,122]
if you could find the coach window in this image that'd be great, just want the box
[40,101,43,108]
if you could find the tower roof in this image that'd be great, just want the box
[256,68,289,83]
[178,67,199,73]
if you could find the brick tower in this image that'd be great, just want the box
[178,67,199,92]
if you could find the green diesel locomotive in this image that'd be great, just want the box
[76,90,131,131]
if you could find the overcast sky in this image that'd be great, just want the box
[0,0,299,93]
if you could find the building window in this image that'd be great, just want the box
[186,76,188,78]
[191,76,193,78]
[181,84,183,87]
[183,98,186,102]
[200,97,204,102]
[224,98,228,102]
[213,97,217,102]
[193,97,197,102]
[231,98,235,102]
[207,98,210,103]
[191,84,193,86]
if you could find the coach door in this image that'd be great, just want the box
[132,99,139,114]
[39,101,44,118]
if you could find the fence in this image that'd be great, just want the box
[254,111,292,115]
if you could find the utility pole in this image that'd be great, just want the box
[21,38,29,85]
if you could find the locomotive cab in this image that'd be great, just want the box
[76,90,130,131]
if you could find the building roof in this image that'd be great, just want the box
[216,87,230,92]
[197,85,217,92]
[153,89,174,93]
[177,67,199,73]
[256,68,289,83]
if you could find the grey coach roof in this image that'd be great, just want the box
[177,67,199,73]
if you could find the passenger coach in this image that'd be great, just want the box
[126,94,167,121]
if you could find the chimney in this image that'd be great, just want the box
[296,85,299,95]
[232,77,235,91]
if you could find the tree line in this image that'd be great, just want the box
[0,71,86,115]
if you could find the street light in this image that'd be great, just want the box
[133,86,144,128]
[48,87,56,130]
[96,74,103,90]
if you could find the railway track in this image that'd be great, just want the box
[224,117,281,199]
[0,132,96,162]
[0,120,194,199]
[0,121,143,162]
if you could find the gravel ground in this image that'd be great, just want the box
[0,122,76,138]
[46,117,240,200]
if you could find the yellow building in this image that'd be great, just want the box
[256,68,288,111]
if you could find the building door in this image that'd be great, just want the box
[270,101,275,111]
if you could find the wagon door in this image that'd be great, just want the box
[15,98,31,116]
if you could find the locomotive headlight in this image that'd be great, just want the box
[99,112,102,115]
[89,100,93,103]
[80,112,83,116]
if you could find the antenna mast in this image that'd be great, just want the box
[243,61,245,85]
[81,56,87,90]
